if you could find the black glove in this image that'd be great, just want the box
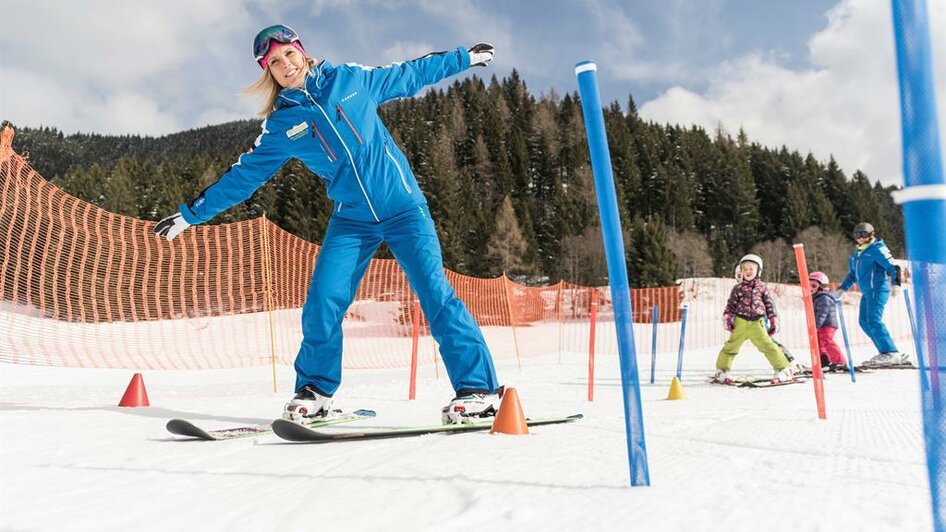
[893,265,902,286]
[468,43,494,67]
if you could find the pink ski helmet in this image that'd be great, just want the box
[809,271,829,286]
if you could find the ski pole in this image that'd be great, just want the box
[902,287,929,392]
[835,297,856,383]
[675,304,688,380]
[649,304,659,384]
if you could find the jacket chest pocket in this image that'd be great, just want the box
[310,120,339,163]
[334,103,365,145]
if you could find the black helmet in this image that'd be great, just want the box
[852,222,874,239]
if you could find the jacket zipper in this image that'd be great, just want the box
[336,105,364,144]
[300,87,379,222]
[310,121,337,162]
[384,142,411,193]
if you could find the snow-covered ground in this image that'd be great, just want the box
[1,335,936,532]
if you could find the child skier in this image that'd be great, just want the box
[714,254,793,384]
[809,271,847,372]
[735,264,797,369]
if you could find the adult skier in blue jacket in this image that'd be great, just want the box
[836,222,905,366]
[155,25,501,424]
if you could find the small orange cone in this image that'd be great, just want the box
[666,376,686,400]
[118,373,150,407]
[490,387,529,435]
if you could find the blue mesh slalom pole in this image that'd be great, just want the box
[575,61,650,487]
[890,2,946,530]
[836,299,857,383]
[676,304,689,380]
[650,304,659,384]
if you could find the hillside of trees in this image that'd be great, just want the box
[7,70,904,287]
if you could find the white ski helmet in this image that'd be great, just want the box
[739,254,763,275]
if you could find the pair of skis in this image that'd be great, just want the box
[708,360,918,388]
[166,411,583,443]
[708,376,807,388]
[166,409,377,441]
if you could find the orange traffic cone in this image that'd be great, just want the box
[490,387,529,435]
[118,373,150,407]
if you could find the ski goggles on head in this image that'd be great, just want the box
[852,230,872,239]
[253,24,302,62]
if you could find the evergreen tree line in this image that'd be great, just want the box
[6,71,904,287]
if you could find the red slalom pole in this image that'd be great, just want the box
[793,243,827,419]
[588,289,599,402]
[409,299,420,400]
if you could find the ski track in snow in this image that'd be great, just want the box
[0,345,935,531]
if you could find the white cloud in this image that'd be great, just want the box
[1,0,253,86]
[638,0,945,186]
[0,0,259,135]
[0,66,181,134]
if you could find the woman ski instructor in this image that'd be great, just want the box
[154,25,501,425]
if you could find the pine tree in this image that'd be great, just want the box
[783,181,812,238]
[487,196,530,275]
[104,157,139,217]
[627,216,679,287]
[822,157,854,230]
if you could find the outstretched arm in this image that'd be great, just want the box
[354,43,493,103]
[154,120,289,240]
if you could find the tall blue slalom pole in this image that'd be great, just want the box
[890,2,946,530]
[835,298,857,383]
[676,304,689,380]
[576,61,650,487]
[649,304,659,384]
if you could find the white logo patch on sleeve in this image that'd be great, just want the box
[286,121,309,140]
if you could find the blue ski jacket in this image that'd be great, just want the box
[178,47,472,224]
[838,239,898,294]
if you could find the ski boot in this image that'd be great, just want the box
[441,386,503,425]
[772,367,794,383]
[283,384,333,423]
[865,351,907,367]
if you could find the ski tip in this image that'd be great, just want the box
[166,419,216,440]
[566,414,584,421]
[353,409,377,417]
[166,418,194,433]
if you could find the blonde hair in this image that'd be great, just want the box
[243,56,318,118]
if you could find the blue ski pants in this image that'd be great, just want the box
[293,205,499,396]
[858,289,898,354]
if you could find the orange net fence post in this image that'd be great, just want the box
[260,215,278,392]
[501,273,522,370]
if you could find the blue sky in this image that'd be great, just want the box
[1,0,943,185]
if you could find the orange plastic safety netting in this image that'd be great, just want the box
[0,127,916,371]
